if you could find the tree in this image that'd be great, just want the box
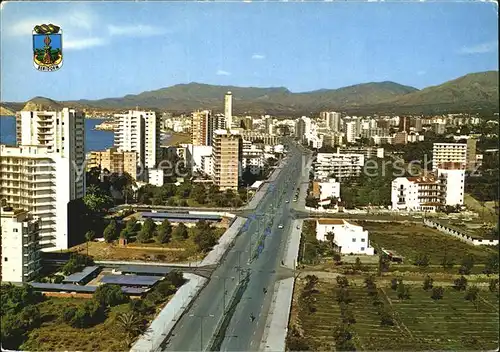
[94,284,129,308]
[441,254,455,270]
[193,222,217,252]
[333,252,342,265]
[119,228,131,241]
[397,283,410,300]
[156,226,172,244]
[390,278,401,291]
[458,254,475,275]
[379,308,395,326]
[115,312,145,347]
[83,190,113,214]
[304,275,319,291]
[336,276,349,288]
[333,324,356,351]
[453,276,468,291]
[85,230,96,257]
[483,254,499,275]
[431,286,444,300]
[137,218,156,243]
[103,220,119,243]
[336,288,352,304]
[70,300,105,328]
[191,184,207,204]
[172,223,189,240]
[364,275,378,297]
[62,253,88,275]
[489,279,499,293]
[464,285,480,310]
[423,275,434,291]
[354,257,363,272]
[378,256,390,276]
[413,253,430,267]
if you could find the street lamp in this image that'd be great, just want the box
[189,314,214,351]
[213,276,235,312]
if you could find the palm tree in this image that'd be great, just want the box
[85,230,96,258]
[115,312,144,347]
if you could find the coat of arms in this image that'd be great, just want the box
[33,24,63,72]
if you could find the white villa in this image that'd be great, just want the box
[316,219,375,255]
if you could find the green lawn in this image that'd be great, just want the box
[291,280,499,351]
[360,221,496,265]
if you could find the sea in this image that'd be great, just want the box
[0,116,114,152]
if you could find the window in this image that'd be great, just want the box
[361,238,366,242]
[13,228,18,232]
[361,247,365,251]
[4,257,7,262]
[352,238,356,242]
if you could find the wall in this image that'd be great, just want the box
[424,218,499,246]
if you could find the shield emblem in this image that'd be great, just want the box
[33,24,63,72]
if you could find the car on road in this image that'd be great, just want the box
[278,224,284,229]
[285,200,289,203]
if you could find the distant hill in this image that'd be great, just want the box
[364,71,499,115]
[2,71,498,116]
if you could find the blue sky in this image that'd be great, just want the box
[1,1,498,102]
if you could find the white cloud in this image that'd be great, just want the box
[458,41,498,54]
[107,24,166,37]
[64,37,107,50]
[251,54,265,60]
[216,70,231,76]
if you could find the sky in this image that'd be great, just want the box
[0,1,498,102]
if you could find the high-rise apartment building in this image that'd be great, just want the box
[322,112,342,132]
[345,121,358,143]
[1,207,42,282]
[224,92,233,129]
[2,103,86,251]
[191,110,214,146]
[432,143,468,171]
[86,147,137,179]
[114,110,160,179]
[0,145,77,250]
[212,130,241,191]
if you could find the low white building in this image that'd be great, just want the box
[437,168,465,206]
[148,168,164,187]
[188,145,213,173]
[1,207,42,282]
[315,219,374,255]
[242,145,265,175]
[313,178,340,201]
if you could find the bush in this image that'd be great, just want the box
[458,254,474,275]
[62,306,77,323]
[172,223,189,240]
[103,220,119,243]
[129,299,154,316]
[71,300,105,328]
[390,278,400,291]
[166,271,186,288]
[53,275,64,284]
[379,309,395,326]
[489,279,499,293]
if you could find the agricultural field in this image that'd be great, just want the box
[288,278,499,351]
[359,221,497,265]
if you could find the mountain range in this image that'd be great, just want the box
[1,71,498,116]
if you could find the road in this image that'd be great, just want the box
[163,141,310,351]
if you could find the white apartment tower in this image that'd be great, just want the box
[1,207,42,282]
[2,102,86,251]
[224,92,233,129]
[114,110,161,179]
